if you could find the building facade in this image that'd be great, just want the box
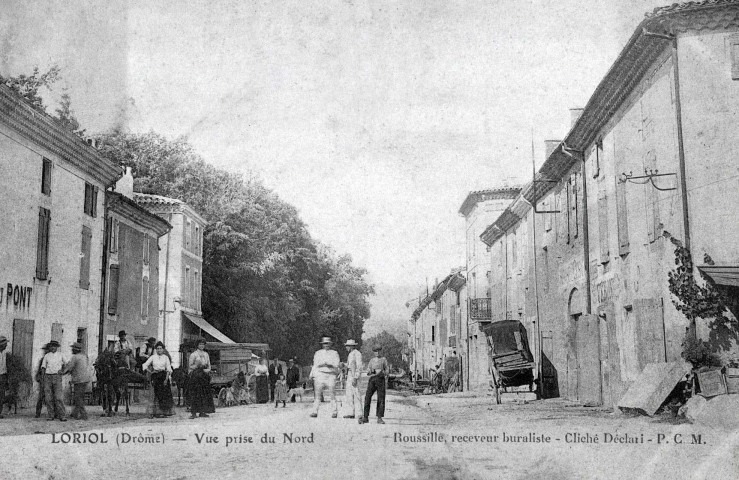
[0,84,119,401]
[475,1,739,408]
[101,171,171,353]
[134,193,227,368]
[459,188,521,391]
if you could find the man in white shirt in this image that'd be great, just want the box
[40,340,67,421]
[343,339,363,419]
[0,336,8,419]
[309,336,340,418]
[114,330,134,370]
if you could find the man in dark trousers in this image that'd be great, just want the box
[268,359,277,401]
[286,358,300,402]
[359,346,388,425]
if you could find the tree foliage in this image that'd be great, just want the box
[96,131,374,364]
[361,330,408,372]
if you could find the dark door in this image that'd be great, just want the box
[576,314,602,406]
[12,319,35,376]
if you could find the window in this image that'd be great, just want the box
[195,225,200,255]
[84,183,98,217]
[185,265,191,308]
[194,270,200,310]
[592,142,602,179]
[616,177,630,255]
[572,174,579,239]
[41,158,52,195]
[143,236,150,265]
[185,218,191,251]
[732,36,739,80]
[79,226,92,289]
[544,197,552,232]
[141,276,150,319]
[598,186,609,265]
[36,207,51,280]
[109,218,119,253]
[108,265,120,314]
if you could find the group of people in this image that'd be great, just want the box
[310,336,388,425]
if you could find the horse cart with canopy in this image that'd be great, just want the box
[482,320,537,404]
[179,341,269,402]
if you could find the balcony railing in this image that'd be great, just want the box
[469,297,492,321]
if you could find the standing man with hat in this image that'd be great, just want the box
[0,336,8,419]
[286,358,300,402]
[359,346,388,425]
[342,339,363,419]
[309,336,340,418]
[40,340,67,421]
[62,343,91,420]
[114,330,134,370]
[34,343,49,418]
[137,337,157,371]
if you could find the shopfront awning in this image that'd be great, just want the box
[698,265,739,287]
[183,313,235,343]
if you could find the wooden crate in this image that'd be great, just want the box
[697,370,727,397]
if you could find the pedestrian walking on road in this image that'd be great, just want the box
[188,339,215,419]
[63,343,91,420]
[142,341,174,417]
[34,343,49,418]
[40,340,67,422]
[359,346,388,425]
[286,358,300,402]
[343,339,362,419]
[0,336,8,419]
[309,336,340,418]
[274,373,288,408]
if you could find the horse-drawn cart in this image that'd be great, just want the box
[179,341,269,396]
[482,320,537,404]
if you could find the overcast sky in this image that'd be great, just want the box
[1,0,668,335]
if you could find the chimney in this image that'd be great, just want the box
[544,140,560,160]
[569,108,584,128]
[116,166,134,199]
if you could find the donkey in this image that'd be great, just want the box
[94,351,146,416]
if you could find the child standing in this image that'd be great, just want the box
[274,373,288,408]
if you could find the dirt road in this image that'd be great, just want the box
[0,391,735,479]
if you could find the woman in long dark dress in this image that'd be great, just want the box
[142,342,174,417]
[188,339,215,418]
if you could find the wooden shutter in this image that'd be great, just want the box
[51,323,63,343]
[141,277,150,318]
[12,319,35,377]
[544,197,552,232]
[92,187,98,217]
[41,158,52,195]
[36,208,50,279]
[616,179,630,255]
[565,182,571,244]
[572,174,579,239]
[598,186,609,264]
[108,265,120,314]
[633,298,666,369]
[79,226,92,289]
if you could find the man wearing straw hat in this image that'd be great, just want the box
[63,343,91,420]
[342,339,363,419]
[0,336,8,419]
[309,336,340,418]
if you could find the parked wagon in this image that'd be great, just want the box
[482,320,537,404]
[180,341,269,397]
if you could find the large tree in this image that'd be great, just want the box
[96,131,373,364]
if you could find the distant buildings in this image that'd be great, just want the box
[102,169,171,353]
[410,0,739,406]
[135,192,231,368]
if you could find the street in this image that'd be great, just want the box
[0,391,735,480]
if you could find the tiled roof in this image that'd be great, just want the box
[0,84,120,185]
[458,187,522,216]
[133,193,185,207]
[411,271,466,321]
[525,0,739,208]
[107,192,172,237]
